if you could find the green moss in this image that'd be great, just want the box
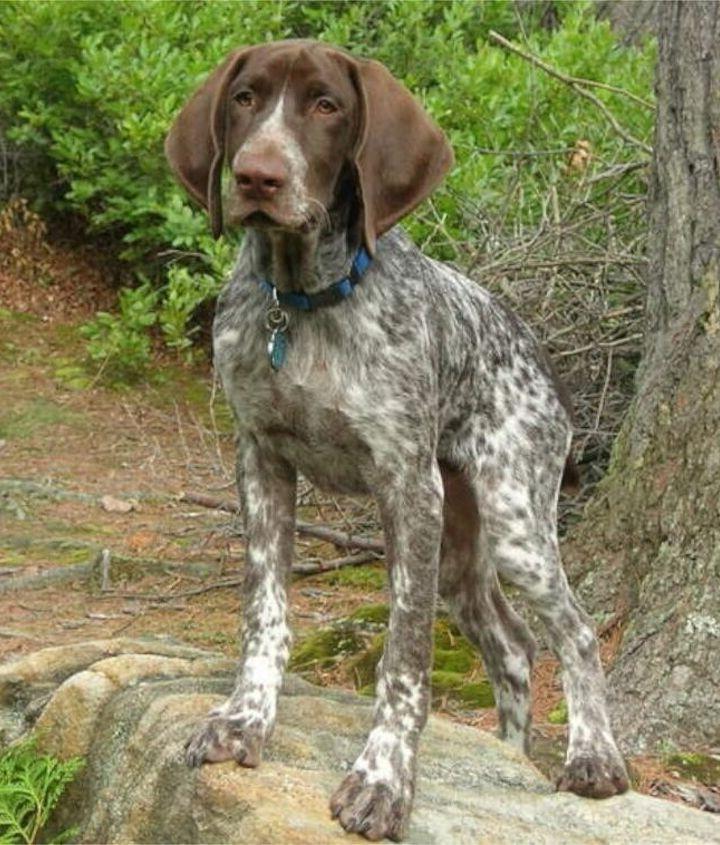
[433,646,475,674]
[0,399,81,439]
[347,632,386,689]
[665,753,720,783]
[547,699,568,725]
[431,671,495,708]
[47,519,113,537]
[347,635,490,708]
[53,361,92,390]
[194,631,236,647]
[289,627,363,672]
[0,309,37,325]
[339,609,486,707]
[433,616,465,649]
[456,681,495,708]
[0,536,94,567]
[348,604,390,625]
[293,603,492,711]
[319,565,387,590]
[429,671,457,692]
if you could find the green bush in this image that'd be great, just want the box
[80,281,159,381]
[0,738,83,844]
[0,0,656,378]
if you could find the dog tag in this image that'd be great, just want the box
[268,327,288,370]
[265,290,290,371]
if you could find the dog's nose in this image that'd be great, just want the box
[234,155,287,200]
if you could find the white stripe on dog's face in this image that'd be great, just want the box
[232,94,309,218]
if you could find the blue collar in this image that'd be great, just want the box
[256,246,372,311]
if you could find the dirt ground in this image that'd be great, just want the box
[1,222,716,814]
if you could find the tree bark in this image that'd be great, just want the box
[566,1,720,753]
[595,1,659,45]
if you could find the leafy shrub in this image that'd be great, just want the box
[0,738,83,844]
[160,264,223,354]
[0,0,656,378]
[80,282,159,380]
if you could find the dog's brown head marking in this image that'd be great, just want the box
[164,40,454,254]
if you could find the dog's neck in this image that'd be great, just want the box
[244,203,361,295]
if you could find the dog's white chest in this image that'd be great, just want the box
[221,353,374,492]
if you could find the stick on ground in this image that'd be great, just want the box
[180,491,386,554]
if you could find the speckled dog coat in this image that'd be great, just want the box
[166,39,628,842]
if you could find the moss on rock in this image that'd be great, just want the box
[347,633,386,689]
[431,671,495,708]
[547,700,568,725]
[288,628,363,672]
[433,647,475,674]
[317,565,387,590]
[348,604,390,625]
[292,606,493,710]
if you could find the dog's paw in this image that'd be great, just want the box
[330,771,409,842]
[557,750,629,799]
[184,715,265,768]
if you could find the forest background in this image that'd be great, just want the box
[6,2,719,838]
[0,0,655,511]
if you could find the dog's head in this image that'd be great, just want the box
[165,40,453,254]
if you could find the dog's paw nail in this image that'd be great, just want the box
[330,772,408,841]
[183,716,265,769]
[557,753,629,799]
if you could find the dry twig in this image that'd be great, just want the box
[180,490,386,554]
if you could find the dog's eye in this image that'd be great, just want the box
[234,91,254,108]
[315,97,338,115]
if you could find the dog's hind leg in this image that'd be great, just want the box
[479,438,629,798]
[438,464,536,753]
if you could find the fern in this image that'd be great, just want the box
[0,739,83,845]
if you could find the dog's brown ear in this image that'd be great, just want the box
[350,59,454,254]
[165,49,250,238]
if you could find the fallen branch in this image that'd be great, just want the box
[180,491,386,554]
[295,523,384,554]
[101,551,384,602]
[179,490,238,513]
[101,577,242,602]
[0,549,214,594]
[0,561,94,593]
[292,551,382,575]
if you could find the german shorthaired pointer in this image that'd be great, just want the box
[166,39,628,841]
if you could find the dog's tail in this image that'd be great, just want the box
[537,345,581,496]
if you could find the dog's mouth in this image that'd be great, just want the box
[237,208,317,235]
[241,210,279,228]
[226,191,322,235]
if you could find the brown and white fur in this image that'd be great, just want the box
[165,39,628,842]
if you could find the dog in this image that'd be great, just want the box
[165,39,629,842]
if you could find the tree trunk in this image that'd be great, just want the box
[595,1,659,44]
[566,1,720,754]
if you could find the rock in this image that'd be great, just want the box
[1,639,718,844]
[100,494,135,513]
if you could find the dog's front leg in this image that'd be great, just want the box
[331,462,443,842]
[185,442,296,768]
